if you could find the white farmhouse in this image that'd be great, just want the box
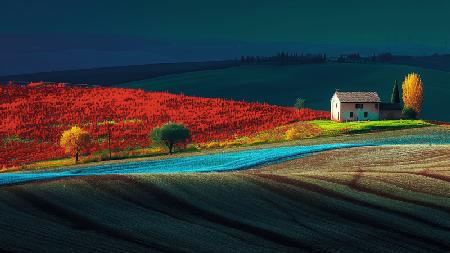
[331,92,381,121]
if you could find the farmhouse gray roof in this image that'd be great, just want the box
[335,92,381,103]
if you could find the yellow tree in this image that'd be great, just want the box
[402,73,424,114]
[60,126,91,163]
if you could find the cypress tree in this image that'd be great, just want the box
[391,80,400,104]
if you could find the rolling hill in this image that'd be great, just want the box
[0,84,328,167]
[118,63,450,122]
[0,60,238,85]
[389,54,450,72]
[1,133,449,252]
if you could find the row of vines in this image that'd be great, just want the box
[0,83,329,167]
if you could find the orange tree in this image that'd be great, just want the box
[60,126,91,163]
[402,73,424,115]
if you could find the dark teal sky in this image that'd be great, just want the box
[4,0,450,45]
[2,0,450,74]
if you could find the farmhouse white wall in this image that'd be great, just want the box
[331,92,380,122]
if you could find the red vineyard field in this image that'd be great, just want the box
[0,83,329,167]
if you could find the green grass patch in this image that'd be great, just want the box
[311,120,432,135]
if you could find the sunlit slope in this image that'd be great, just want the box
[1,144,450,253]
[119,63,450,121]
[2,126,450,185]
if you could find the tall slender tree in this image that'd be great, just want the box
[402,73,424,114]
[391,80,400,104]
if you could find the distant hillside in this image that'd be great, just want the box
[336,53,450,72]
[389,54,450,72]
[0,60,238,85]
[118,63,450,122]
[3,54,450,86]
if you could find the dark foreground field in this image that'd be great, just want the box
[1,144,449,253]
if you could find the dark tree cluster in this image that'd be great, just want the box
[240,52,327,65]
[368,52,393,62]
[336,52,393,63]
[337,53,363,63]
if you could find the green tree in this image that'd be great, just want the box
[294,98,306,109]
[391,80,400,104]
[150,122,191,155]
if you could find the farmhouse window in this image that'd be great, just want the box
[355,104,364,109]
[350,112,354,117]
[375,103,379,109]
[364,112,368,118]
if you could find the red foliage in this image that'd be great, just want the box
[0,83,329,167]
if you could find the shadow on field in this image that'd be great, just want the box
[1,171,449,253]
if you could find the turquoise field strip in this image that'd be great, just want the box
[1,131,450,186]
[0,143,362,186]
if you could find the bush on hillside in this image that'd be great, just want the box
[294,98,306,109]
[285,128,302,140]
[402,107,417,120]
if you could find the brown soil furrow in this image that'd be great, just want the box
[414,171,450,183]
[4,187,182,253]
[364,174,450,198]
[120,176,317,252]
[304,174,450,214]
[244,174,427,252]
[255,173,450,252]
[80,176,258,248]
[252,190,388,253]
[258,194,331,237]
